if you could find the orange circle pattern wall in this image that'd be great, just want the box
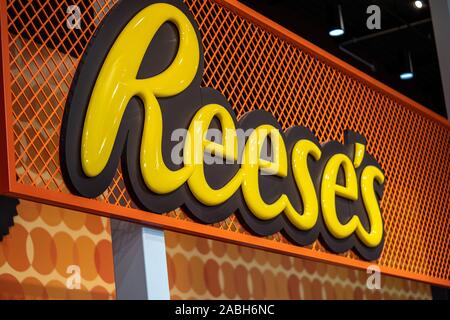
[0,200,115,299]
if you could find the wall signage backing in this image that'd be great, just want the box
[0,196,19,242]
[60,0,386,260]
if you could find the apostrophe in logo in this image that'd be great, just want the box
[60,0,386,260]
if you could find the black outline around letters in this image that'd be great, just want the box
[60,0,385,260]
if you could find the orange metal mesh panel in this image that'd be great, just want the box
[3,0,449,285]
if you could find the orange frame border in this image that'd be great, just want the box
[0,0,449,288]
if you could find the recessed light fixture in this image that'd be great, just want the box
[414,0,424,9]
[328,4,345,37]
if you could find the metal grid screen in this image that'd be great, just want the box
[4,0,450,284]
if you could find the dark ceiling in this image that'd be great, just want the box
[240,0,447,118]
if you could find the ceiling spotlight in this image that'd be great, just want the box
[400,72,414,80]
[400,51,414,80]
[414,1,424,9]
[329,28,345,37]
[328,4,345,37]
